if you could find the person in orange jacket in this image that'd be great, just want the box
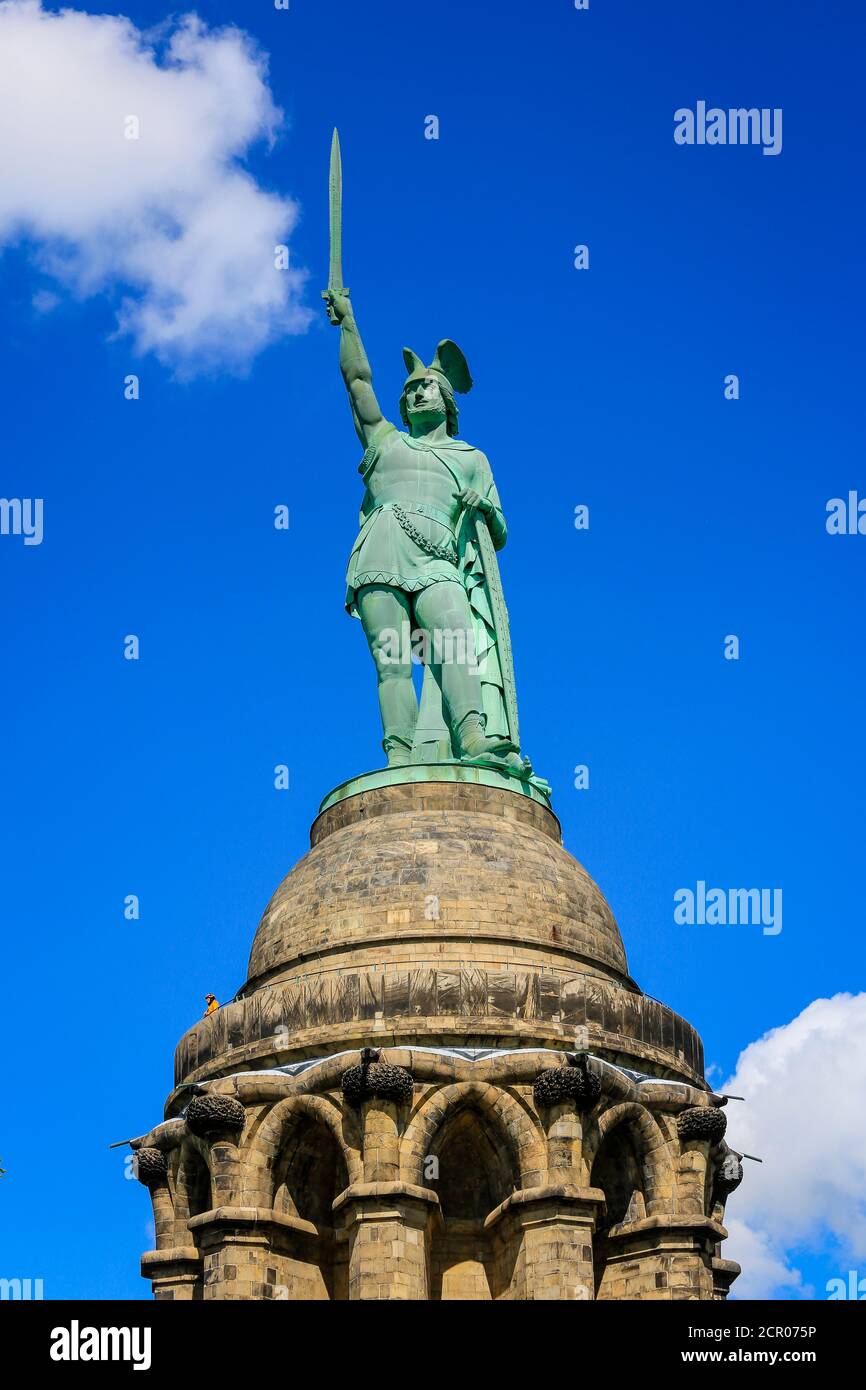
[203,993,219,1017]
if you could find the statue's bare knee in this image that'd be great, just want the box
[370,630,412,681]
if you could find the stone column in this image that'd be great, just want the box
[178,1092,270,1299]
[191,1208,273,1300]
[360,1098,401,1183]
[502,1058,604,1299]
[674,1105,725,1221]
[135,1146,203,1299]
[596,1215,725,1299]
[133,1147,174,1246]
[336,1051,436,1299]
[533,1056,602,1185]
[545,1102,586,1179]
[340,1049,414,1188]
[185,1092,246,1206]
[334,1182,440,1301]
[486,1186,605,1300]
[189,1207,333,1300]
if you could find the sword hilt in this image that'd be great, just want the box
[322,287,351,323]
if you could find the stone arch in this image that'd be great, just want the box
[403,1082,544,1302]
[588,1102,674,1298]
[586,1101,672,1215]
[401,1082,545,1190]
[239,1094,358,1301]
[273,1114,350,1227]
[242,1094,361,1208]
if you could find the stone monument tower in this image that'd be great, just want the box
[131,134,743,1301]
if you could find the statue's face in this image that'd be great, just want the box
[404,375,446,419]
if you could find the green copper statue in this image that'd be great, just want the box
[323,131,542,790]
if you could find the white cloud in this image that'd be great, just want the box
[723,992,866,1298]
[724,1218,808,1301]
[0,1,311,372]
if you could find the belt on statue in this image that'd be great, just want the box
[368,501,459,564]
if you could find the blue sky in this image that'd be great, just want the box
[1,0,864,1300]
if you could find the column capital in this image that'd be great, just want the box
[605,1213,728,1246]
[333,1181,440,1227]
[485,1184,606,1232]
[188,1206,319,1243]
[141,1244,200,1272]
[712,1257,742,1299]
[141,1246,202,1300]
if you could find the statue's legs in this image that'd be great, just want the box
[413,582,481,728]
[356,583,418,765]
[413,583,520,766]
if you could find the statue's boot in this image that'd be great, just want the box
[382,733,414,768]
[455,712,523,772]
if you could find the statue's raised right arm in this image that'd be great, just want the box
[323,290,390,449]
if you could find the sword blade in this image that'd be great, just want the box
[328,127,343,291]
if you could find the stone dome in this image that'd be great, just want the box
[172,778,705,1088]
[247,781,631,987]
